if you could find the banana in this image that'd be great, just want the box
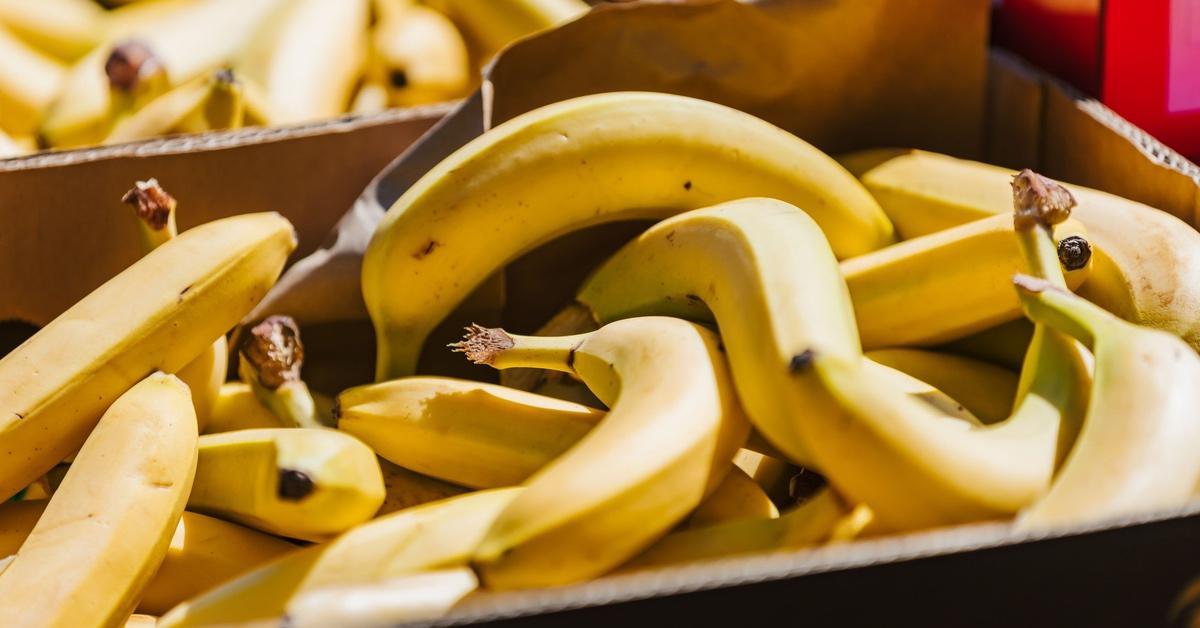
[349,75,389,115]
[205,382,286,433]
[237,315,328,429]
[733,449,798,507]
[841,211,1091,349]
[188,428,384,541]
[573,189,1089,529]
[862,356,982,425]
[841,148,1200,351]
[0,500,298,616]
[0,126,31,158]
[1013,275,1200,528]
[866,348,1019,425]
[938,318,1034,371]
[369,0,470,107]
[160,488,521,627]
[427,0,587,60]
[284,567,477,628]
[453,316,750,589]
[364,91,895,380]
[237,0,368,124]
[0,0,103,61]
[104,68,248,144]
[337,376,603,489]
[124,178,228,432]
[0,373,197,627]
[377,459,467,516]
[126,615,157,628]
[0,212,295,501]
[686,466,779,529]
[0,23,65,136]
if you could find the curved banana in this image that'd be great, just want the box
[0,500,299,616]
[124,178,228,432]
[1014,275,1200,528]
[104,68,247,144]
[427,0,587,60]
[284,567,478,628]
[0,373,197,626]
[237,315,328,429]
[237,0,368,124]
[686,466,779,529]
[0,23,65,136]
[364,91,894,380]
[369,0,470,107]
[188,428,385,541]
[0,0,103,61]
[866,348,1019,425]
[0,212,295,501]
[453,316,750,589]
[841,148,1200,351]
[377,458,467,516]
[574,187,1089,529]
[733,449,798,507]
[337,376,603,489]
[938,318,1033,371]
[205,382,286,433]
[160,488,521,627]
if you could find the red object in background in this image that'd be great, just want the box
[995,0,1200,160]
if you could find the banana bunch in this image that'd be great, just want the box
[0,0,588,156]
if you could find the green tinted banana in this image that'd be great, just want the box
[841,148,1200,351]
[0,373,197,627]
[453,316,750,589]
[237,315,329,429]
[0,0,103,61]
[160,488,521,627]
[364,91,894,380]
[866,348,1019,425]
[369,0,470,107]
[104,69,247,144]
[1014,275,1200,528]
[284,567,478,628]
[237,0,368,124]
[427,0,586,60]
[189,428,384,541]
[0,23,65,136]
[337,376,603,489]
[686,466,779,529]
[124,178,228,432]
[0,212,295,501]
[0,500,298,616]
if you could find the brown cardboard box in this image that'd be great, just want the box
[2,1,1199,625]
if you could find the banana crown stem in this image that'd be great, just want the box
[123,178,178,251]
[450,324,588,373]
[1012,169,1076,291]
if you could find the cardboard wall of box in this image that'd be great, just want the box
[1,0,1200,624]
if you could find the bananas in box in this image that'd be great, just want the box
[4,89,1200,626]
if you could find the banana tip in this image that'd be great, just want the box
[122,178,175,230]
[105,40,162,92]
[449,324,513,365]
[241,315,304,389]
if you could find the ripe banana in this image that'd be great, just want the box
[453,316,750,589]
[733,449,798,507]
[377,458,467,516]
[0,126,31,158]
[0,500,298,616]
[427,0,587,60]
[237,0,368,124]
[125,178,228,432]
[841,148,1200,351]
[0,23,65,136]
[160,488,521,627]
[686,465,779,529]
[238,315,328,429]
[189,428,385,541]
[1014,275,1200,528]
[0,372,197,627]
[866,348,1019,425]
[369,0,471,107]
[364,91,895,380]
[104,68,249,144]
[0,0,103,61]
[204,382,286,433]
[0,212,295,501]
[337,376,603,489]
[284,567,478,628]
[938,318,1034,371]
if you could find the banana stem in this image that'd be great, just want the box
[1011,169,1076,290]
[450,324,591,373]
[1013,275,1105,349]
[204,69,246,131]
[239,316,327,429]
[123,178,178,252]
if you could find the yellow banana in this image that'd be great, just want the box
[938,318,1034,371]
[427,0,587,60]
[1014,275,1200,528]
[237,315,328,429]
[204,382,286,433]
[369,0,470,107]
[284,567,478,628]
[237,0,368,124]
[104,68,248,144]
[841,148,1200,351]
[453,316,750,589]
[842,212,1090,349]
[337,376,603,489]
[573,187,1089,529]
[377,459,467,516]
[732,449,798,507]
[0,500,298,616]
[0,23,65,136]
[349,75,389,115]
[0,126,32,158]
[686,466,779,529]
[0,0,103,61]
[0,212,295,501]
[188,428,384,541]
[160,488,521,627]
[866,348,1019,425]
[124,178,228,432]
[0,372,197,627]
[364,91,894,380]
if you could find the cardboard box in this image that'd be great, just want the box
[3,1,1200,624]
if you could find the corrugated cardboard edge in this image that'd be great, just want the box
[0,103,455,173]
